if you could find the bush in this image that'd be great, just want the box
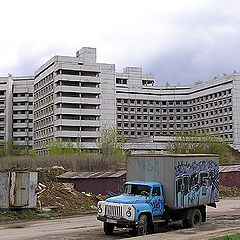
[166,131,232,164]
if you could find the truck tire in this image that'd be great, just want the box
[104,222,114,235]
[137,214,148,235]
[182,208,202,228]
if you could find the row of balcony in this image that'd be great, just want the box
[55,96,100,105]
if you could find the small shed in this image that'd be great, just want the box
[0,170,38,208]
[57,171,126,195]
[219,165,240,188]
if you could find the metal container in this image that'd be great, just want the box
[219,165,240,188]
[57,171,126,195]
[127,154,219,210]
[0,171,38,208]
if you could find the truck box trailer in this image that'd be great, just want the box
[127,154,219,209]
[97,154,219,235]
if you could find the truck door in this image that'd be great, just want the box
[150,186,164,216]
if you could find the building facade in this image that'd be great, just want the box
[116,71,237,152]
[0,76,13,145]
[0,76,34,150]
[0,47,240,154]
[33,48,117,154]
[12,76,34,149]
[33,47,240,154]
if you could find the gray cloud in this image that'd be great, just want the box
[2,0,240,88]
[141,1,240,85]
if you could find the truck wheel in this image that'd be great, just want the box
[183,209,202,228]
[137,214,148,235]
[104,222,114,235]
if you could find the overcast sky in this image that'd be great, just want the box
[1,0,240,86]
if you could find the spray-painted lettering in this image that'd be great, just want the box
[137,159,159,175]
[175,160,219,208]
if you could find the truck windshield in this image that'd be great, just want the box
[123,184,151,196]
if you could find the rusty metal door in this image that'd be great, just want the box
[10,172,29,207]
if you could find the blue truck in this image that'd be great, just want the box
[97,154,219,235]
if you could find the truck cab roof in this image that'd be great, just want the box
[125,181,161,187]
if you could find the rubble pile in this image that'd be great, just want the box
[37,182,101,215]
[220,185,240,198]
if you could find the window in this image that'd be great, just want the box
[152,187,160,196]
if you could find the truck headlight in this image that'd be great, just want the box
[98,205,103,214]
[126,210,131,217]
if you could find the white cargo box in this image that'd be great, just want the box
[127,154,219,209]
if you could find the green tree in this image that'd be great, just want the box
[166,131,230,164]
[48,138,67,155]
[97,126,126,158]
[6,138,14,156]
[195,80,203,85]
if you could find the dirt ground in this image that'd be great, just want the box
[29,214,240,240]
[32,198,240,240]
[0,198,239,240]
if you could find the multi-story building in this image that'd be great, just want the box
[116,71,237,152]
[0,76,34,150]
[0,76,13,145]
[33,47,240,154]
[12,76,34,149]
[33,48,116,154]
[1,47,240,154]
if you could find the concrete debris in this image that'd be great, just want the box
[51,166,65,171]
[39,183,46,188]
[36,167,43,171]
[90,205,98,210]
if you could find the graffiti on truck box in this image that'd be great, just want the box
[137,159,159,175]
[175,160,219,208]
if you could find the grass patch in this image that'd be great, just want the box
[0,209,58,223]
[210,233,240,240]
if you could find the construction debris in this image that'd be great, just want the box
[37,182,101,216]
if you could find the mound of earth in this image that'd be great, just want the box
[219,185,240,198]
[37,182,102,216]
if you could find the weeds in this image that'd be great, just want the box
[0,154,126,172]
[0,209,58,223]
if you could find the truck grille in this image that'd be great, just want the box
[105,205,123,218]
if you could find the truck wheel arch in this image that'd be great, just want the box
[138,212,154,234]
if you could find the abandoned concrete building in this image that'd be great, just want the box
[0,47,239,154]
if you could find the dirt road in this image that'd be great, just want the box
[0,197,239,240]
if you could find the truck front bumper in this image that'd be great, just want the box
[97,216,136,227]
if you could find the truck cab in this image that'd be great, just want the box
[97,181,165,235]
